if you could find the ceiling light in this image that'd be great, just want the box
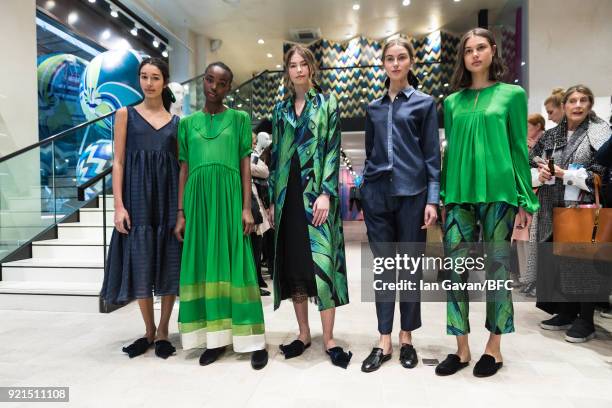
[130,27,138,36]
[101,29,111,40]
[45,0,56,9]
[88,0,96,3]
[521,61,526,66]
[454,0,461,2]
[444,83,449,87]
[110,7,118,18]
[67,12,78,24]
[514,79,519,83]
[352,3,360,10]
[257,39,265,45]
[276,64,281,69]
[402,0,410,5]
[162,50,169,58]
[153,39,159,48]
[266,53,273,58]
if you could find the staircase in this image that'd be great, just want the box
[0,195,114,312]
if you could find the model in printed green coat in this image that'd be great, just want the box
[268,45,352,368]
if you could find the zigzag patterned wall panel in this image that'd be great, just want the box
[255,30,462,120]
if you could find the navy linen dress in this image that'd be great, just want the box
[101,106,181,305]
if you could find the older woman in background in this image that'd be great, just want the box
[530,85,609,343]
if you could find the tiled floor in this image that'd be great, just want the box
[1,222,610,408]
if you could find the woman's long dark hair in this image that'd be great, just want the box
[450,28,506,90]
[382,38,420,89]
[138,57,175,111]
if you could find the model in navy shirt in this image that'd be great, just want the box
[361,38,441,373]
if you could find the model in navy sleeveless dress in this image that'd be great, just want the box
[101,106,181,305]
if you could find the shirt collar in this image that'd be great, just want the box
[382,86,414,102]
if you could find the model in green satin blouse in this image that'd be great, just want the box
[440,82,539,213]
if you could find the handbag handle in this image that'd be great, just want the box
[593,173,601,207]
[592,173,602,243]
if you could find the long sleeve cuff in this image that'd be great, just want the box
[531,168,542,187]
[563,168,590,192]
[427,181,440,204]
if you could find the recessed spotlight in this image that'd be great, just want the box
[45,0,56,9]
[444,83,449,87]
[266,53,273,58]
[257,39,265,45]
[439,94,444,98]
[88,0,96,3]
[352,3,360,10]
[67,12,78,24]
[130,27,138,36]
[418,84,423,89]
[153,39,159,48]
[101,29,111,40]
[110,7,118,18]
[521,61,526,66]
[162,50,169,58]
[402,0,410,5]
[514,79,519,83]
[454,0,461,2]
[276,64,281,69]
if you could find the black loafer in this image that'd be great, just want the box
[279,340,311,359]
[473,354,503,377]
[361,347,392,373]
[199,346,226,366]
[251,349,268,370]
[435,354,469,376]
[399,344,418,369]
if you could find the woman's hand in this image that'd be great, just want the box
[267,205,275,228]
[174,211,186,242]
[312,194,330,227]
[114,206,131,234]
[243,209,255,235]
[421,204,438,229]
[537,162,552,183]
[514,207,533,230]
[553,164,565,178]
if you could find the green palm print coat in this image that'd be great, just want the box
[269,88,349,311]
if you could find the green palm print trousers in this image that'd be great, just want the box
[444,202,517,335]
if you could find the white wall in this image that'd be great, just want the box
[527,0,612,118]
[0,0,38,156]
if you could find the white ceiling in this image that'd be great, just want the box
[130,0,518,84]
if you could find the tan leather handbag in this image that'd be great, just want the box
[553,174,612,261]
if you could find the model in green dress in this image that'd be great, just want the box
[435,28,539,378]
[174,62,268,370]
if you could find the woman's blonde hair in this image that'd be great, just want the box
[282,44,319,98]
[544,87,565,107]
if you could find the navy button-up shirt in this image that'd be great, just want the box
[363,87,440,203]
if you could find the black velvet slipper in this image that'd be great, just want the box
[154,340,176,359]
[199,346,226,366]
[473,354,503,377]
[122,337,153,358]
[278,340,311,359]
[435,354,469,376]
[326,346,353,369]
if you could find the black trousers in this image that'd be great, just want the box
[362,178,427,334]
